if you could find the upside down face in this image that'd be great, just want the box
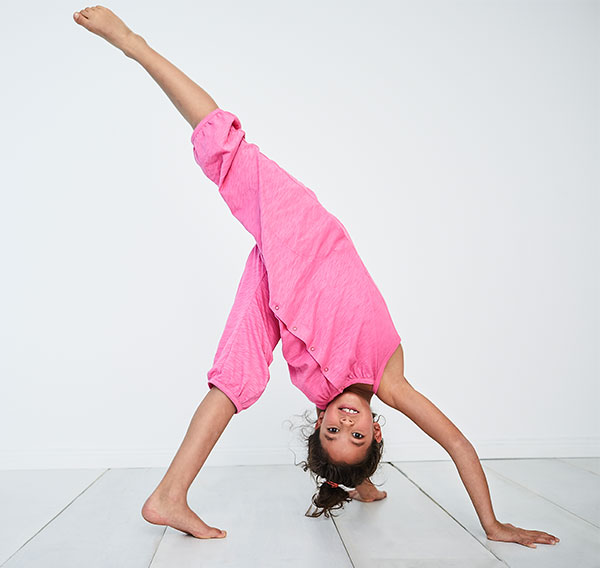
[315,390,382,465]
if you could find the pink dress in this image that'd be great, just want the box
[191,108,401,413]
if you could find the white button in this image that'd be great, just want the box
[274,305,279,310]
[324,367,329,372]
[292,326,297,331]
[310,346,315,351]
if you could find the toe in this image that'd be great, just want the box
[212,527,227,538]
[191,525,227,539]
[207,528,225,538]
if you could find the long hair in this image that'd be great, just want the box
[294,409,385,518]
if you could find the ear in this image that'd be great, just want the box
[373,421,383,443]
[315,411,324,429]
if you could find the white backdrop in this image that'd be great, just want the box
[0,0,597,469]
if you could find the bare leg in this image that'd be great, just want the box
[73,5,218,128]
[73,6,236,538]
[141,388,236,538]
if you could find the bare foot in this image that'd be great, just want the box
[73,5,142,56]
[141,490,227,539]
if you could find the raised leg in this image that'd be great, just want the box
[72,6,272,539]
[73,5,218,128]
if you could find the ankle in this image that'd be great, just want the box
[122,33,148,59]
[155,483,188,503]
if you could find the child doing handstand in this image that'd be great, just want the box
[73,6,559,549]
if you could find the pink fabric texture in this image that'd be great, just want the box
[191,108,401,413]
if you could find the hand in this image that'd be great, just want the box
[348,484,387,503]
[486,521,559,548]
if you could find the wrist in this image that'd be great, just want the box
[483,519,501,536]
[355,479,373,491]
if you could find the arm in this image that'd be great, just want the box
[377,377,497,531]
[376,376,559,547]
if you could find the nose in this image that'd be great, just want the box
[340,415,354,425]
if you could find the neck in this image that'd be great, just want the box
[343,382,375,403]
[316,383,375,414]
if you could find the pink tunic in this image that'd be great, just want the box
[191,108,401,413]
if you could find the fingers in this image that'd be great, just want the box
[488,523,560,548]
[521,533,540,548]
[348,490,372,502]
[349,489,388,502]
[528,529,559,544]
[534,531,559,545]
[521,529,560,547]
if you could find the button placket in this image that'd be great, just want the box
[275,308,329,375]
[307,344,329,374]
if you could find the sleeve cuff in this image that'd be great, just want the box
[190,107,224,145]
[208,378,242,414]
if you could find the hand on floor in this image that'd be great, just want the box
[486,521,559,548]
[348,488,388,502]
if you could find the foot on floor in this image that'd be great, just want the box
[141,491,227,539]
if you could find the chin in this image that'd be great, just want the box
[330,391,371,411]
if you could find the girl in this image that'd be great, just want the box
[73,5,560,548]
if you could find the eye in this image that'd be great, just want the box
[326,427,364,439]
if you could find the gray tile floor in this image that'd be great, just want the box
[1,458,598,567]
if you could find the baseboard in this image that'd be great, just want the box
[381,437,600,462]
[1,437,598,470]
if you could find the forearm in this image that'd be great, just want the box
[124,34,218,128]
[449,440,499,534]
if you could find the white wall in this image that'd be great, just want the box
[0,0,597,469]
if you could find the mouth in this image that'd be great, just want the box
[338,406,359,414]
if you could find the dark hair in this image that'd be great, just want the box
[296,410,384,518]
